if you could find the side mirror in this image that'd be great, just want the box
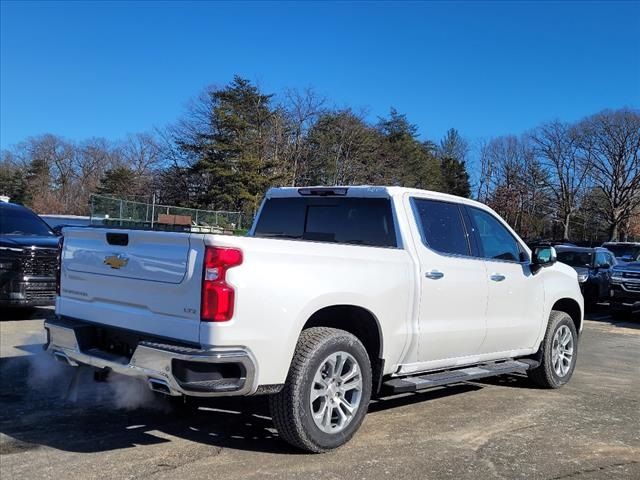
[531,246,556,273]
[599,263,611,270]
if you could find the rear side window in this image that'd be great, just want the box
[467,207,522,262]
[412,198,470,256]
[253,197,397,248]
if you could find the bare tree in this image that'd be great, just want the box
[281,88,326,186]
[481,135,550,238]
[73,138,118,212]
[578,109,640,241]
[474,139,495,202]
[16,135,75,213]
[119,133,161,175]
[303,109,379,186]
[530,120,592,240]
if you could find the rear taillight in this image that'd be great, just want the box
[56,236,64,295]
[201,246,243,322]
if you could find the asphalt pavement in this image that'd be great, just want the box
[0,306,638,479]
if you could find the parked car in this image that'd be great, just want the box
[45,186,583,452]
[602,242,640,263]
[555,246,616,306]
[610,261,640,319]
[0,202,60,308]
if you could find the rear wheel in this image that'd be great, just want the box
[269,327,372,453]
[528,310,578,388]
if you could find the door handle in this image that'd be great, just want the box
[425,270,444,280]
[490,273,506,282]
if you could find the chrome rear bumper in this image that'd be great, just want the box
[44,318,257,397]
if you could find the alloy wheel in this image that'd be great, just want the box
[551,324,574,377]
[310,351,363,434]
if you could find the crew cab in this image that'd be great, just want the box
[45,186,584,452]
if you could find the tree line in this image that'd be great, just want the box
[476,109,640,242]
[1,75,638,242]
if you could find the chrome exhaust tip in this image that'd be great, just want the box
[148,378,172,395]
[53,351,72,365]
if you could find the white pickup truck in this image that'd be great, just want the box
[46,186,583,452]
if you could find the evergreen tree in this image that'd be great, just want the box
[97,166,137,198]
[179,76,277,215]
[377,109,441,190]
[438,128,471,197]
[0,160,29,204]
[24,156,56,211]
[440,157,471,197]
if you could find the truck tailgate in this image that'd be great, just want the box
[57,228,204,344]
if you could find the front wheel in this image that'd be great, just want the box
[528,310,578,388]
[269,327,372,453]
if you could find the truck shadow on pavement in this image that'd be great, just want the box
[0,351,483,456]
[585,306,639,330]
[0,307,55,322]
[0,352,293,455]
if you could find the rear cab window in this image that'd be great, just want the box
[252,197,398,248]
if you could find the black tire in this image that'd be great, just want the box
[269,327,372,453]
[528,310,578,389]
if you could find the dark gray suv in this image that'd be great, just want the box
[0,202,60,308]
[555,245,617,306]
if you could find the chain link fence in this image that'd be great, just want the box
[90,194,249,233]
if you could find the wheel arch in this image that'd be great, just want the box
[301,304,385,393]
[551,298,583,334]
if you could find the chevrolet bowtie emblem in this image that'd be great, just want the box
[104,254,129,269]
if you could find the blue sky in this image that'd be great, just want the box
[1,1,639,151]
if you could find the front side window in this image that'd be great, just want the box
[467,207,522,262]
[595,252,612,268]
[412,198,470,256]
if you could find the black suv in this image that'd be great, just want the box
[555,245,617,306]
[610,262,640,319]
[0,202,60,308]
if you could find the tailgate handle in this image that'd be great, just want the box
[106,233,129,246]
